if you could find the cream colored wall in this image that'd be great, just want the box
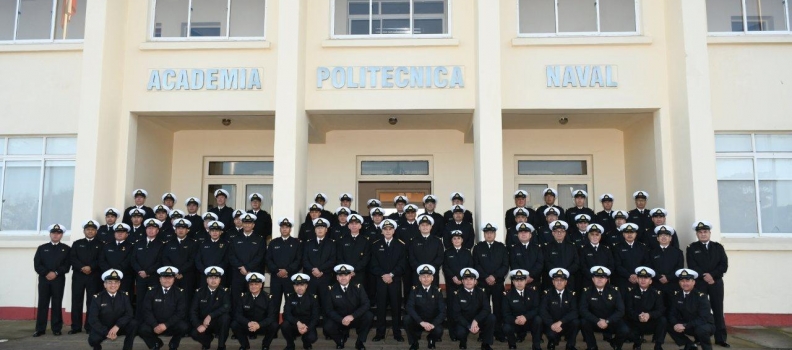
[622,116,667,221]
[0,249,42,308]
[724,251,792,313]
[132,118,175,206]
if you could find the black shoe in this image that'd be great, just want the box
[52,331,62,336]
[262,347,269,350]
[496,336,507,343]
[410,342,419,350]
[355,341,366,350]
[460,341,468,349]
[68,329,82,335]
[633,338,643,350]
[32,331,45,337]
[151,345,160,350]
[394,334,405,342]
[481,344,493,350]
[717,342,731,348]
[428,338,436,349]
[509,344,518,349]
[303,346,312,350]
[683,345,697,350]
[335,342,344,349]
[547,342,556,350]
[372,335,384,342]
[653,344,663,350]
[284,347,295,350]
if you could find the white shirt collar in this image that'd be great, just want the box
[465,288,474,293]
[109,292,116,297]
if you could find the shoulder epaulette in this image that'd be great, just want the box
[124,292,128,295]
[674,291,678,295]
[356,284,361,288]
[328,285,333,290]
[179,288,183,292]
[372,239,381,244]
[583,287,589,292]
[93,294,98,298]
[398,239,405,244]
[657,290,662,295]
[196,288,200,292]
[627,287,632,292]
[412,286,416,290]
[531,286,537,291]
[571,291,576,295]
[543,289,549,294]
[698,292,705,297]
[453,290,458,295]
[148,286,153,290]
[223,287,228,291]
[613,286,618,291]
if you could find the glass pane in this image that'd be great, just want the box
[706,0,743,32]
[0,138,5,154]
[518,184,549,208]
[757,159,792,180]
[350,19,369,34]
[7,137,44,155]
[599,0,636,32]
[557,184,588,209]
[755,134,792,152]
[54,0,86,40]
[45,137,77,155]
[40,161,74,231]
[717,180,759,233]
[558,0,597,32]
[381,1,409,14]
[336,0,369,35]
[154,0,189,38]
[190,0,227,37]
[207,184,235,210]
[208,161,273,175]
[16,0,53,40]
[518,160,587,175]
[0,0,16,40]
[380,18,409,34]
[414,0,444,14]
[519,0,556,34]
[229,0,265,37]
[716,158,754,180]
[361,161,429,175]
[759,180,792,233]
[245,184,273,212]
[348,2,370,15]
[1,161,42,231]
[745,0,787,31]
[715,134,753,152]
[414,18,443,34]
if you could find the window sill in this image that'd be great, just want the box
[139,40,271,51]
[721,237,792,251]
[322,38,459,48]
[707,35,792,45]
[512,36,652,47]
[0,42,84,53]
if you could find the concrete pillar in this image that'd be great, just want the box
[474,0,505,242]
[664,0,721,243]
[272,0,309,236]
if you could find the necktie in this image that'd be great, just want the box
[641,290,645,296]
[209,290,214,298]
[164,288,169,295]
[558,292,563,303]
[470,290,474,296]
[147,240,150,248]
[598,290,603,296]
[662,247,666,253]
[594,245,598,252]
[342,287,347,293]
[518,291,523,297]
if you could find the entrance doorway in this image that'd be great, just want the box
[357,181,432,215]
[515,156,593,209]
[203,158,273,212]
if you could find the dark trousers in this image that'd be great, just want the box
[138,320,189,349]
[374,277,402,335]
[36,275,65,332]
[190,314,230,348]
[231,270,249,303]
[696,279,726,342]
[628,316,667,344]
[231,320,279,348]
[503,315,542,347]
[120,274,134,298]
[365,273,378,306]
[307,273,331,336]
[134,274,157,317]
[454,314,495,346]
[324,311,374,345]
[402,270,413,305]
[479,280,505,337]
[404,315,443,345]
[544,319,580,350]
[445,283,462,336]
[281,320,318,348]
[581,318,630,349]
[668,323,715,350]
[71,272,100,331]
[87,319,138,350]
[174,272,197,307]
[269,275,293,308]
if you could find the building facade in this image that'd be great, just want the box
[0,0,791,322]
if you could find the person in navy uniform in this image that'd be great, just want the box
[32,224,71,337]
[443,192,474,225]
[335,193,359,221]
[183,197,203,237]
[209,189,235,229]
[420,194,446,239]
[152,205,173,241]
[450,268,496,350]
[568,214,591,247]
[194,212,218,243]
[281,274,319,350]
[668,269,715,350]
[331,207,351,242]
[302,217,336,308]
[247,192,273,238]
[162,217,200,308]
[613,223,649,293]
[189,266,231,350]
[579,266,630,350]
[443,205,476,250]
[625,267,666,350]
[540,268,579,350]
[443,229,473,341]
[132,218,165,312]
[642,208,680,250]
[686,221,729,348]
[362,199,382,229]
[408,215,444,288]
[604,210,629,247]
[70,220,104,334]
[505,207,533,246]
[122,189,155,226]
[363,207,385,241]
[99,224,135,295]
[139,266,190,350]
[266,217,302,307]
[405,264,446,350]
[564,190,596,227]
[596,194,617,234]
[301,193,335,226]
[648,225,684,305]
[534,188,565,229]
[97,208,121,244]
[504,190,537,231]
[87,269,138,350]
[398,204,420,241]
[161,192,177,210]
[336,214,370,287]
[228,213,267,298]
[159,210,183,243]
[508,223,543,289]
[627,191,652,236]
[542,220,580,291]
[501,269,542,350]
[535,207,561,245]
[299,203,324,241]
[128,208,147,243]
[472,222,509,342]
[232,272,279,350]
[226,209,246,239]
[195,220,230,289]
[388,195,408,221]
[579,224,615,290]
[369,219,407,342]
[323,264,374,350]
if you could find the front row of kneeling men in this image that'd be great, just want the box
[88,262,714,350]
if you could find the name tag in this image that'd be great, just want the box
[154,299,163,302]
[274,246,281,249]
[448,255,455,258]
[43,249,49,252]
[201,299,208,303]
[379,248,385,251]
[291,301,298,305]
[204,245,210,248]
[244,305,251,309]
[335,295,342,299]
[621,249,628,252]
[654,255,660,259]
[515,253,522,256]
[171,247,177,250]
[635,295,641,299]
[678,301,684,304]
[344,243,350,247]
[416,294,423,298]
[460,299,467,303]
[313,249,319,252]
[480,254,487,257]
[251,242,257,245]
[107,249,114,252]
[551,301,558,305]
[100,303,107,307]
[591,298,598,301]
[512,300,519,303]
[586,253,593,257]
[137,247,143,250]
[694,250,702,254]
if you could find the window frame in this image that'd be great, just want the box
[516,0,642,38]
[707,0,791,36]
[148,0,268,42]
[356,155,434,182]
[0,0,85,44]
[0,136,77,236]
[514,155,594,208]
[715,133,792,238]
[202,157,274,213]
[330,0,453,39]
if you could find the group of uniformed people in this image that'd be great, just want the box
[31,187,729,350]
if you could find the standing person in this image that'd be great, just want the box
[232,273,279,350]
[323,265,374,350]
[302,216,336,338]
[98,224,135,295]
[578,224,615,290]
[505,190,537,230]
[362,199,382,229]
[625,267,666,350]
[87,269,139,350]
[408,215,444,289]
[643,208,680,250]
[247,192,273,238]
[303,193,336,225]
[420,195,446,239]
[604,210,629,247]
[189,267,231,350]
[33,224,71,337]
[161,192,177,211]
[579,266,630,350]
[686,221,729,348]
[564,190,596,226]
[266,217,302,308]
[535,207,561,245]
[542,221,579,291]
[138,266,190,350]
[534,188,565,229]
[596,194,617,234]
[162,217,199,308]
[627,191,652,235]
[567,214,591,247]
[152,205,173,241]
[127,208,146,244]
[298,203,323,241]
[405,265,446,350]
[397,204,420,241]
[330,207,351,241]
[540,268,579,350]
[131,219,165,313]
[195,220,231,288]
[69,220,104,335]
[226,209,246,239]
[281,274,319,350]
[369,219,407,343]
[613,223,649,293]
[228,213,267,298]
[210,189,235,229]
[450,268,496,350]
[363,207,385,241]
[505,208,532,246]
[648,226,684,305]
[442,230,473,341]
[443,192,474,225]
[501,269,542,350]
[668,269,715,350]
[194,212,218,243]
[97,208,121,244]
[183,197,203,237]
[508,223,543,289]
[336,214,370,287]
[443,205,476,250]
[122,189,155,226]
[388,195,408,221]
[474,223,510,343]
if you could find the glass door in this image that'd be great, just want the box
[203,157,274,212]
[205,184,237,211]
[515,156,594,209]
[244,183,273,213]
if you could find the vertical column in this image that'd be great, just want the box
[664,0,721,242]
[474,1,505,241]
[272,0,309,236]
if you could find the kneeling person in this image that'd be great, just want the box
[405,264,446,350]
[87,269,138,350]
[625,267,666,350]
[451,268,496,350]
[139,266,190,350]
[668,269,715,350]
[580,266,630,350]
[323,264,374,350]
[190,267,231,350]
[540,268,579,350]
[281,274,319,350]
[502,269,541,350]
[232,272,279,350]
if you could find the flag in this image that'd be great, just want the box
[61,0,77,39]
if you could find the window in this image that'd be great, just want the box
[518,160,587,176]
[0,0,87,42]
[151,0,266,40]
[707,0,791,33]
[716,134,792,237]
[515,156,593,209]
[203,157,273,212]
[0,137,76,235]
[207,161,273,176]
[360,161,430,175]
[518,0,639,36]
[332,0,450,37]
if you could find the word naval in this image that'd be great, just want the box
[33,188,729,350]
